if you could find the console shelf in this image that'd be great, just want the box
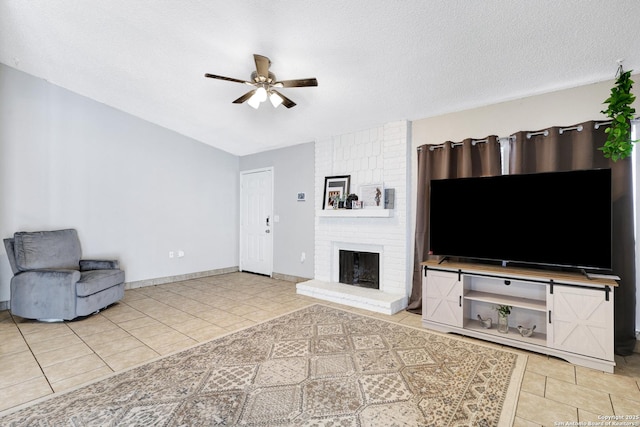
[422,260,617,373]
[465,319,547,347]
[464,290,546,312]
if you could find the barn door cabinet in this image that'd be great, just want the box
[421,260,616,373]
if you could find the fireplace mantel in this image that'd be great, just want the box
[317,209,392,218]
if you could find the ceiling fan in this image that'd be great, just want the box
[204,54,318,109]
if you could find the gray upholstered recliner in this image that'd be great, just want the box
[3,229,125,321]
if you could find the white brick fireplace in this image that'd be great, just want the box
[296,120,411,314]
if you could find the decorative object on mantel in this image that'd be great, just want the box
[517,325,536,337]
[599,61,637,161]
[495,305,511,334]
[477,314,492,329]
[384,188,395,209]
[345,193,358,209]
[359,183,385,208]
[322,175,350,209]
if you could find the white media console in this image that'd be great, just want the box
[421,260,617,373]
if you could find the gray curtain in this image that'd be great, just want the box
[407,137,502,313]
[510,120,636,355]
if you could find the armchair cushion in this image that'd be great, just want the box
[13,229,81,271]
[77,269,125,297]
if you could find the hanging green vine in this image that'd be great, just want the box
[599,66,637,161]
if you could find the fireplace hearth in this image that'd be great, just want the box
[339,250,380,289]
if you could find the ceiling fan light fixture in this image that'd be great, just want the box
[255,87,268,102]
[248,87,269,109]
[247,94,261,109]
[205,54,317,109]
[269,91,283,108]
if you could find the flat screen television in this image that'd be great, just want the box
[428,168,612,271]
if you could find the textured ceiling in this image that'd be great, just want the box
[2,1,640,156]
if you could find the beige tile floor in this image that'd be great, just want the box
[0,272,639,425]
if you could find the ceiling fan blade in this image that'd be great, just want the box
[274,78,318,88]
[204,73,252,85]
[271,89,297,108]
[253,54,270,78]
[233,90,256,104]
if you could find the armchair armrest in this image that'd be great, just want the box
[10,269,82,320]
[80,259,120,271]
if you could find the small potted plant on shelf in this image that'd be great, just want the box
[494,305,512,334]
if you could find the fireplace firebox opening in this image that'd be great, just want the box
[339,250,380,289]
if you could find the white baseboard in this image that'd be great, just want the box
[272,272,312,283]
[0,268,307,310]
[125,266,239,289]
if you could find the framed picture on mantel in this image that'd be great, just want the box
[323,175,350,209]
[360,184,384,208]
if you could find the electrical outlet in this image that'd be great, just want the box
[178,250,184,258]
[169,251,174,258]
[300,252,306,263]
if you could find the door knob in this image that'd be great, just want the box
[265,229,270,233]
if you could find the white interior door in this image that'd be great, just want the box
[240,168,273,276]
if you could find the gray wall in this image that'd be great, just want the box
[240,142,315,279]
[0,64,240,302]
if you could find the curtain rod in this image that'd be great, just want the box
[595,121,613,129]
[526,130,549,139]
[419,121,613,151]
[558,124,583,134]
[422,136,511,151]
[527,125,585,138]
[528,123,603,138]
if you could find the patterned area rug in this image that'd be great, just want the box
[0,304,526,426]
